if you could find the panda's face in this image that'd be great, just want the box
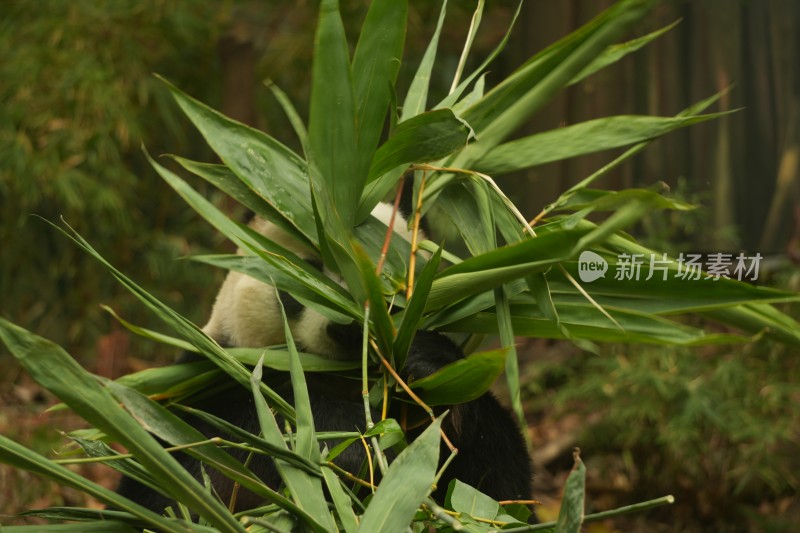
[202,202,416,359]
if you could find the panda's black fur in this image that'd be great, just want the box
[114,202,534,519]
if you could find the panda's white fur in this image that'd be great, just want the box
[202,202,418,357]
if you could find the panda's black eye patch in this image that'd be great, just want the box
[277,289,304,318]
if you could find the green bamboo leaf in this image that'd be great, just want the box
[569,20,680,85]
[229,347,361,372]
[437,182,495,256]
[451,73,487,115]
[449,0,484,93]
[425,229,589,311]
[495,285,525,434]
[157,76,315,242]
[322,466,359,532]
[69,436,154,488]
[703,304,800,346]
[0,519,140,533]
[169,156,312,248]
[393,245,443,370]
[409,347,507,405]
[116,362,216,397]
[101,304,196,352]
[107,381,315,522]
[444,303,747,346]
[190,253,357,320]
[352,0,407,180]
[249,313,337,532]
[476,113,730,175]
[401,0,447,121]
[449,479,500,521]
[266,81,309,156]
[550,260,797,316]
[556,449,586,533]
[352,242,394,358]
[308,0,360,228]
[51,217,296,421]
[368,109,470,184]
[543,90,728,215]
[358,109,470,221]
[147,150,257,253]
[436,1,521,111]
[357,415,442,532]
[276,291,318,463]
[460,0,653,139]
[455,0,658,169]
[553,186,694,212]
[0,319,243,532]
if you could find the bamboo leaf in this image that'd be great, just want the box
[408,347,507,405]
[443,303,747,346]
[556,449,586,533]
[393,245,443,370]
[1,517,142,532]
[401,0,447,121]
[368,110,470,184]
[0,319,243,532]
[357,415,442,532]
[169,156,312,249]
[453,0,658,174]
[107,382,314,521]
[426,229,589,311]
[266,81,309,156]
[309,0,360,228]
[322,466,359,532]
[52,217,296,420]
[449,479,500,521]
[352,0,407,179]
[476,113,730,175]
[449,0,484,93]
[358,109,470,220]
[248,353,335,532]
[436,1,522,111]
[569,20,680,85]
[157,76,315,242]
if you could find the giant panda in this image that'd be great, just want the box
[115,201,534,519]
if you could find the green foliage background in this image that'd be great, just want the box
[0,1,230,353]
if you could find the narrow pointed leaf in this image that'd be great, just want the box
[358,109,470,220]
[408,347,507,405]
[157,76,315,242]
[309,0,360,227]
[401,0,447,121]
[393,245,443,370]
[476,113,730,175]
[0,319,244,532]
[357,415,442,532]
[556,450,586,533]
[569,20,680,85]
[352,0,407,179]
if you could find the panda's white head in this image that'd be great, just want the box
[202,202,419,359]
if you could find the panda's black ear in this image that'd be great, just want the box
[398,174,430,235]
[402,331,463,381]
[399,174,415,220]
